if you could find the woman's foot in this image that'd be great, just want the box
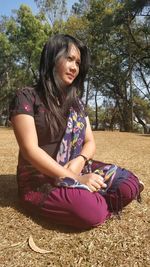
[139,180,144,193]
[137,180,144,203]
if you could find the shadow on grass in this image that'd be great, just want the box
[139,134,150,137]
[0,174,18,207]
[0,174,84,233]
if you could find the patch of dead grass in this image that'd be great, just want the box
[0,128,150,267]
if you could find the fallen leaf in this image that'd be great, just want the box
[28,235,51,254]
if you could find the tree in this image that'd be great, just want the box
[133,95,150,133]
[34,0,67,26]
[71,0,90,16]
[8,5,51,81]
[0,5,51,116]
[86,0,150,132]
[0,24,15,114]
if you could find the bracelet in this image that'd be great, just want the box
[78,154,88,162]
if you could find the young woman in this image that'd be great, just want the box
[9,34,143,229]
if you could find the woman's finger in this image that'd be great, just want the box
[92,180,102,190]
[88,184,98,192]
[93,177,107,188]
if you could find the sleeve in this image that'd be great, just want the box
[9,88,34,119]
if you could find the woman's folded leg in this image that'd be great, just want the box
[19,173,141,229]
[103,173,141,213]
[22,187,111,229]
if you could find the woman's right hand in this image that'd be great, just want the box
[77,173,107,192]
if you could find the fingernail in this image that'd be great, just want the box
[103,183,107,188]
[99,176,104,182]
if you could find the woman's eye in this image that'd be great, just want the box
[67,56,80,67]
[67,56,72,61]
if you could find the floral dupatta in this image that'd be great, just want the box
[56,107,86,166]
[56,107,131,194]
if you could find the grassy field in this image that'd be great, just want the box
[0,128,150,267]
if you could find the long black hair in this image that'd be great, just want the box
[37,34,90,137]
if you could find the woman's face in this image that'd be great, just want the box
[55,44,81,87]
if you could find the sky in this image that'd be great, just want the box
[0,0,76,17]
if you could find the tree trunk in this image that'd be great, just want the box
[94,89,98,130]
[85,77,90,107]
[135,115,148,134]
[117,99,133,132]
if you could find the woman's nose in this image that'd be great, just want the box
[70,61,77,72]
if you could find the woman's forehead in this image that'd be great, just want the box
[68,44,81,59]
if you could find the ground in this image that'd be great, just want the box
[0,128,149,267]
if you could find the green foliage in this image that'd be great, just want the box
[63,15,89,42]
[0,5,51,114]
[7,5,51,76]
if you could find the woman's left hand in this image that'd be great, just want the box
[64,157,85,175]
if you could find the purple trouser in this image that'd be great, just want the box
[22,173,140,229]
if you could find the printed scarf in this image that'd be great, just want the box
[56,108,130,194]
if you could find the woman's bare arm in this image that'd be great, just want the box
[11,114,78,180]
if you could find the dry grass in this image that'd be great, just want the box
[0,128,150,267]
